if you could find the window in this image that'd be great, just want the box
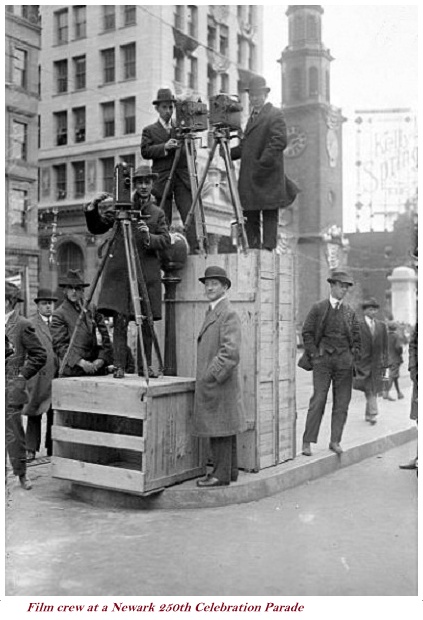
[188,57,198,90]
[54,164,67,200]
[102,48,115,83]
[248,43,256,72]
[290,67,302,101]
[54,111,68,146]
[123,5,136,26]
[220,73,229,93]
[207,65,217,98]
[207,22,217,50]
[325,70,330,101]
[73,55,86,90]
[121,97,135,134]
[21,6,39,23]
[174,6,184,30]
[309,67,319,97]
[121,43,136,80]
[103,6,115,31]
[73,107,86,143]
[54,9,69,45]
[54,59,68,93]
[120,154,135,169]
[187,6,198,38]
[102,102,115,137]
[73,6,86,39]
[38,115,41,149]
[101,158,115,194]
[13,48,28,88]
[57,242,84,277]
[9,189,28,231]
[11,120,28,160]
[220,25,229,56]
[73,161,85,198]
[173,48,184,83]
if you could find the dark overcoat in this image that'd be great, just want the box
[85,195,171,319]
[354,319,388,393]
[408,324,418,421]
[23,313,58,417]
[192,298,247,437]
[231,102,287,211]
[387,329,403,374]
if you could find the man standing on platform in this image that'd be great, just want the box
[301,270,361,456]
[193,266,247,487]
[399,323,418,471]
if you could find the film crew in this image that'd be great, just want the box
[51,270,113,377]
[84,164,171,379]
[399,323,418,471]
[383,320,405,401]
[141,88,197,252]
[23,289,59,461]
[353,298,389,425]
[193,266,247,488]
[299,270,361,456]
[5,282,47,490]
[229,75,298,251]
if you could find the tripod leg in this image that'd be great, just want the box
[185,136,208,254]
[184,139,217,237]
[159,145,182,215]
[220,139,249,253]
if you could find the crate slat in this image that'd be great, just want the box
[52,426,144,452]
[52,457,145,494]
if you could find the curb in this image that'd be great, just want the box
[71,426,417,510]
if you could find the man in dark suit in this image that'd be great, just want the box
[141,88,197,251]
[5,282,47,490]
[354,298,388,425]
[24,289,59,460]
[230,75,296,251]
[51,270,113,378]
[301,270,361,456]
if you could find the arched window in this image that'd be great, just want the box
[306,15,318,41]
[309,67,319,97]
[325,70,330,101]
[290,67,302,101]
[292,15,305,44]
[57,241,84,277]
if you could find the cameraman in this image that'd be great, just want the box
[141,88,197,252]
[84,165,171,379]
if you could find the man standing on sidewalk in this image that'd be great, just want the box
[301,271,361,456]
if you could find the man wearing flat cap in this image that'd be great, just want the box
[300,270,361,456]
[229,75,298,251]
[24,289,59,460]
[141,88,197,251]
[192,266,247,487]
[5,282,47,490]
[353,298,388,425]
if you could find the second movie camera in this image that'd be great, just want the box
[209,94,243,131]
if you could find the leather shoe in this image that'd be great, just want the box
[196,476,229,488]
[329,442,343,455]
[399,459,417,470]
[138,366,159,379]
[113,367,125,379]
[302,442,312,456]
[26,450,36,462]
[397,392,405,400]
[19,475,32,490]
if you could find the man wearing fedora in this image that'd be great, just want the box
[23,289,59,460]
[5,282,47,490]
[141,88,197,251]
[301,270,361,456]
[51,270,112,377]
[229,75,297,251]
[354,298,389,425]
[85,165,170,378]
[192,266,247,487]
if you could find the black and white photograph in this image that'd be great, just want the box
[3,3,419,615]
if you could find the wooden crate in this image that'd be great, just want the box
[51,376,206,495]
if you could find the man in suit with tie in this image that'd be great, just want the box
[301,271,361,456]
[24,289,59,460]
[353,298,389,425]
[141,88,197,251]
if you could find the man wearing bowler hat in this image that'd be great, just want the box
[141,88,197,251]
[193,266,247,487]
[23,288,59,460]
[301,270,361,456]
[229,75,297,251]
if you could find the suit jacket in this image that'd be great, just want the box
[231,102,288,211]
[354,318,388,392]
[193,298,247,438]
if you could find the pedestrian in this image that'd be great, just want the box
[23,289,59,460]
[399,323,418,471]
[383,320,405,401]
[85,165,170,378]
[141,88,197,251]
[5,282,47,490]
[353,298,389,425]
[229,75,298,251]
[51,270,113,377]
[193,266,247,487]
[300,270,361,456]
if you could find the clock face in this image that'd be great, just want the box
[285,126,307,158]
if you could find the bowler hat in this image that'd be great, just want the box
[132,165,158,180]
[327,270,354,286]
[34,288,58,303]
[361,297,380,310]
[152,88,177,105]
[58,269,90,288]
[244,75,271,93]
[199,266,231,289]
[5,281,24,302]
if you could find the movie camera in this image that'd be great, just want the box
[209,94,243,131]
[175,98,209,133]
[113,162,150,222]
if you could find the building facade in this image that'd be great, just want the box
[5,5,41,314]
[37,5,263,291]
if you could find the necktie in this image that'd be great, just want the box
[334,302,340,311]
[370,319,375,335]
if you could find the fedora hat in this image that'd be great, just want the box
[199,266,231,289]
[244,75,271,93]
[132,165,158,180]
[152,88,177,105]
[5,281,24,302]
[58,269,90,288]
[34,288,58,303]
[361,297,380,310]
[327,270,354,286]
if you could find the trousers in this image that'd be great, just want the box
[154,178,197,251]
[244,209,279,250]
[114,312,153,371]
[25,406,54,455]
[6,404,27,477]
[210,435,238,484]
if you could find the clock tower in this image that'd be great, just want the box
[279,5,346,325]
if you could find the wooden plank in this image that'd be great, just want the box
[52,426,144,452]
[52,457,145,494]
